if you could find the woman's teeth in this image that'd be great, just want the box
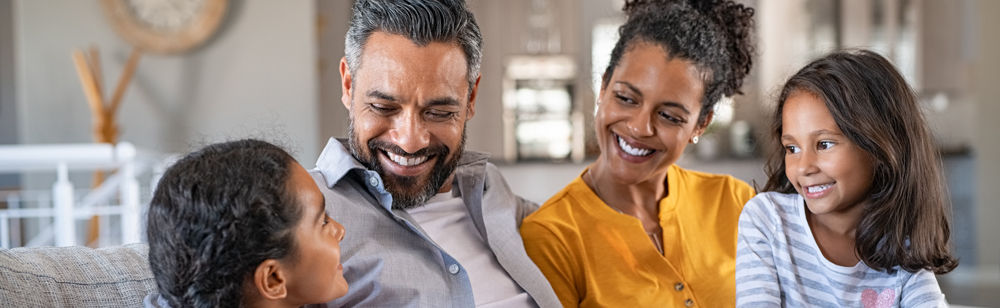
[617,135,653,157]
[807,183,834,193]
[387,152,428,166]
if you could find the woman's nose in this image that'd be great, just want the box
[626,109,655,137]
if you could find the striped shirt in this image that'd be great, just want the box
[735,192,947,308]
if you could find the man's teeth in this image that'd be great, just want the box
[807,183,834,193]
[387,152,428,166]
[617,136,653,157]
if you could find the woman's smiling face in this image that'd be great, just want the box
[781,91,875,216]
[595,42,708,184]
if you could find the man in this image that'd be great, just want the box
[308,0,560,307]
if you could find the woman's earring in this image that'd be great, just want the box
[692,136,699,144]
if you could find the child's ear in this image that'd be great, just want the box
[253,259,288,300]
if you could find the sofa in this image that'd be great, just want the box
[0,243,157,307]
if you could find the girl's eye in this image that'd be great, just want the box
[818,141,835,150]
[785,145,800,154]
[322,215,330,226]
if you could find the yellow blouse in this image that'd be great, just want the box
[521,164,755,308]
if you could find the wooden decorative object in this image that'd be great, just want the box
[71,46,142,246]
[99,0,229,55]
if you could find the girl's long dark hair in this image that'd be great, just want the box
[762,50,958,274]
[147,139,302,308]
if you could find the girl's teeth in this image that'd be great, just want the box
[387,152,428,166]
[807,183,834,193]
[617,136,652,157]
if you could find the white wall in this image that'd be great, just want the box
[13,0,320,167]
[0,0,15,146]
[316,0,353,147]
[973,0,1000,284]
[0,0,17,188]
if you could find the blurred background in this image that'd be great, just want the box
[0,0,997,306]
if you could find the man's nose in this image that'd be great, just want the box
[389,111,430,154]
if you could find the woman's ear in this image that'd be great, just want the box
[254,259,288,301]
[695,110,715,136]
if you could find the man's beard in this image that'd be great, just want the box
[348,123,466,210]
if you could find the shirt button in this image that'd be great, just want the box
[675,283,684,291]
[369,177,378,187]
[448,264,460,274]
[684,299,694,307]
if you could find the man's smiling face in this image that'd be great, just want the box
[340,31,477,210]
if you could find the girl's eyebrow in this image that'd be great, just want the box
[314,197,326,224]
[813,129,844,137]
[781,129,843,142]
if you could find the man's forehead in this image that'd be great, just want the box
[354,32,470,100]
[359,32,467,71]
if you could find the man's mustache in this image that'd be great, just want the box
[367,138,449,159]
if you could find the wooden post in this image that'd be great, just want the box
[71,46,141,246]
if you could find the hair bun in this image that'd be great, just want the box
[622,0,680,15]
[708,1,755,96]
[621,0,754,97]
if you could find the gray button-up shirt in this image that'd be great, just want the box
[308,138,560,308]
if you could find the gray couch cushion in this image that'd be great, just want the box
[0,243,157,307]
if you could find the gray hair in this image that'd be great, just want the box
[345,0,483,97]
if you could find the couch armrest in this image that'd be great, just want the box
[0,243,157,307]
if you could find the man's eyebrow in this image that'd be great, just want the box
[366,90,396,101]
[426,97,460,107]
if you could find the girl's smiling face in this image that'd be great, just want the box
[781,91,875,216]
[282,163,349,305]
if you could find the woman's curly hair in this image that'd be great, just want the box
[602,0,756,126]
[147,139,302,308]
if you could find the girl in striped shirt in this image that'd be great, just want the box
[735,50,957,308]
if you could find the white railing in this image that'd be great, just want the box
[0,142,166,248]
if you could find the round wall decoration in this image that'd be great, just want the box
[100,0,229,55]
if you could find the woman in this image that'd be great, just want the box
[520,0,755,307]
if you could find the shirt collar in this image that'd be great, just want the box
[314,138,365,187]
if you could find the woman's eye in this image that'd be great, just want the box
[322,215,330,226]
[785,145,800,154]
[818,141,834,150]
[614,94,635,105]
[658,111,682,124]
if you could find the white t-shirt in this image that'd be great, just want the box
[735,192,948,308]
[406,191,536,308]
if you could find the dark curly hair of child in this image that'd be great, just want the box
[146,139,301,308]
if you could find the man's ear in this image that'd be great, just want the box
[340,57,353,111]
[253,259,288,301]
[466,74,481,120]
